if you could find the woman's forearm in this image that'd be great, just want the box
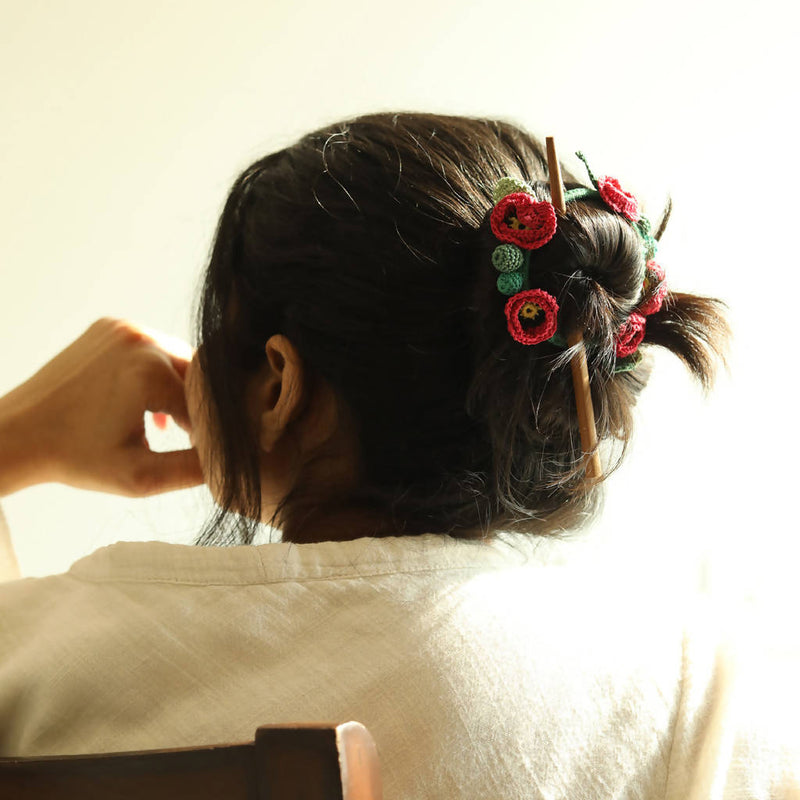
[0,391,52,498]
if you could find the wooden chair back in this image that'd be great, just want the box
[0,720,382,799]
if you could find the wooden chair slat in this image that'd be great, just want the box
[0,721,382,800]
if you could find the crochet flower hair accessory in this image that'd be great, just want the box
[505,289,559,346]
[570,152,668,369]
[490,192,558,250]
[488,152,668,371]
[575,151,640,222]
[489,176,560,347]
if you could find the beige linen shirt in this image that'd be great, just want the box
[0,508,797,799]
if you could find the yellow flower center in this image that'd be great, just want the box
[519,302,542,321]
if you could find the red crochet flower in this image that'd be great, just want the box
[598,177,640,222]
[505,289,559,345]
[638,260,667,316]
[615,312,646,358]
[490,192,557,250]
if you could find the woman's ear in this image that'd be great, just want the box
[255,335,306,453]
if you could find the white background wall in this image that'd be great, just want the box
[1,0,797,630]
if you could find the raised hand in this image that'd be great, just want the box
[0,318,204,497]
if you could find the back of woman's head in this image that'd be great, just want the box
[195,112,728,545]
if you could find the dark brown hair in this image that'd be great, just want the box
[193,112,729,545]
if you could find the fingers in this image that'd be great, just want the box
[26,317,206,498]
[143,353,193,433]
[169,355,192,381]
[138,325,194,379]
[127,448,205,496]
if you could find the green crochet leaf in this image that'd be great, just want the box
[563,187,601,204]
[613,351,643,374]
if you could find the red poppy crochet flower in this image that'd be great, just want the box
[505,289,559,345]
[598,177,640,222]
[638,260,667,316]
[615,312,646,358]
[490,192,557,250]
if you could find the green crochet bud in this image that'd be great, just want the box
[497,271,524,296]
[491,244,524,273]
[492,177,533,204]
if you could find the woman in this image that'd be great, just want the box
[1,113,795,798]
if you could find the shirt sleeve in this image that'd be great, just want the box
[665,600,800,800]
[0,503,21,582]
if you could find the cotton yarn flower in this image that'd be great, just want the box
[614,262,668,362]
[597,177,640,222]
[490,193,558,250]
[489,178,561,346]
[638,261,667,316]
[573,152,671,367]
[575,151,641,222]
[488,165,662,360]
[615,312,647,358]
[505,289,559,346]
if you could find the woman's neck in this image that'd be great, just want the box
[279,504,397,544]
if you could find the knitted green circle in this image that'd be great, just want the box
[492,244,524,273]
[497,271,524,296]
[492,177,533,204]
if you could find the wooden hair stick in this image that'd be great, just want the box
[546,136,602,481]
